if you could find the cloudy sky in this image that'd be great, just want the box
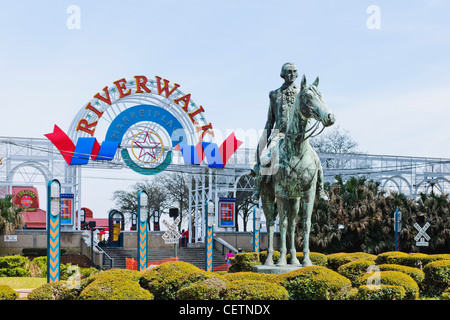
[1,0,450,218]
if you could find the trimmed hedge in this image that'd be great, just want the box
[357,284,406,300]
[337,260,376,285]
[28,280,80,300]
[0,255,30,277]
[176,276,228,300]
[224,280,289,300]
[223,271,280,283]
[228,252,261,273]
[385,253,443,268]
[78,275,153,300]
[375,251,408,265]
[421,260,450,297]
[0,285,19,300]
[327,252,376,271]
[280,266,352,300]
[357,271,419,300]
[378,264,425,284]
[287,252,328,266]
[259,251,280,264]
[139,261,201,300]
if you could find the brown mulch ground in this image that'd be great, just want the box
[25,253,92,268]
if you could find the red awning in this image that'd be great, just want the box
[20,209,47,229]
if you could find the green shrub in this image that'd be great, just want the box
[78,275,153,300]
[375,251,408,265]
[28,281,80,300]
[357,285,406,300]
[0,255,30,277]
[176,277,228,300]
[421,260,450,297]
[286,252,328,266]
[223,271,280,283]
[337,260,376,285]
[259,251,280,264]
[228,252,261,273]
[0,285,18,300]
[280,266,352,300]
[326,252,376,271]
[31,256,47,277]
[386,253,442,268]
[139,261,201,300]
[224,280,289,300]
[378,264,425,284]
[357,271,419,300]
[442,287,450,300]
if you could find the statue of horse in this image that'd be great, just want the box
[259,75,336,267]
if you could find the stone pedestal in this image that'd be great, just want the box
[253,264,302,274]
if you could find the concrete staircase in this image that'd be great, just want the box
[101,244,227,270]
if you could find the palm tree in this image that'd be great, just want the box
[0,194,24,235]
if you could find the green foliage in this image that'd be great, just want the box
[78,275,153,300]
[224,280,289,300]
[357,271,419,300]
[375,251,408,265]
[228,252,261,273]
[442,287,450,300]
[279,266,352,300]
[27,280,79,300]
[0,255,30,277]
[378,264,425,284]
[176,276,228,300]
[0,194,23,235]
[259,250,280,264]
[287,252,328,266]
[223,271,280,283]
[326,252,376,271]
[139,261,201,300]
[421,260,450,297]
[0,285,18,300]
[337,260,376,285]
[357,284,406,300]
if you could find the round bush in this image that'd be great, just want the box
[326,252,376,271]
[259,251,280,265]
[357,284,406,300]
[176,276,228,300]
[286,252,328,266]
[224,280,289,300]
[378,264,425,284]
[78,275,153,300]
[375,251,408,265]
[228,252,261,273]
[139,261,201,300]
[337,260,376,285]
[223,271,280,283]
[386,253,441,268]
[280,265,352,300]
[0,285,18,300]
[28,281,79,300]
[421,260,450,297]
[442,287,450,300]
[357,271,419,300]
[0,255,30,277]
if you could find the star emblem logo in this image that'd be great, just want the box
[131,131,163,163]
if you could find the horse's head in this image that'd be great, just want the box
[298,75,336,127]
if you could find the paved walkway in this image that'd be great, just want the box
[14,289,33,299]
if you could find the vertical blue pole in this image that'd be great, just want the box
[47,179,61,283]
[253,207,260,253]
[394,209,400,251]
[137,191,149,272]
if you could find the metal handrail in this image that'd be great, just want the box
[214,237,238,255]
[96,245,114,269]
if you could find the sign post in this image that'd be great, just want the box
[47,179,61,283]
[137,190,149,272]
[205,200,215,272]
[253,206,262,253]
[394,209,401,251]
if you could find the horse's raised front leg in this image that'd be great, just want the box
[302,184,317,267]
[288,198,301,265]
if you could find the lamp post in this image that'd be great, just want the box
[253,206,262,253]
[205,199,215,272]
[137,190,149,272]
[47,179,61,283]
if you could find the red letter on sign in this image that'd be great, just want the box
[76,119,98,136]
[113,78,132,98]
[85,102,104,119]
[93,86,112,105]
[196,123,214,140]
[173,93,191,112]
[155,76,180,98]
[188,105,205,124]
[134,75,151,93]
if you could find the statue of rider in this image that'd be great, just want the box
[251,62,327,201]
